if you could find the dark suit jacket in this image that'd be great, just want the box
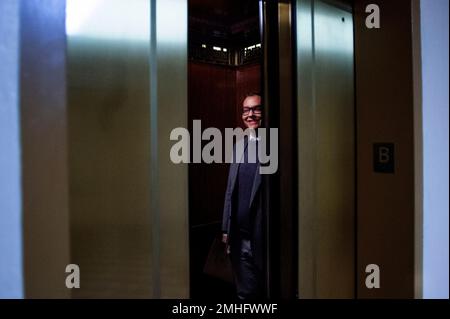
[222,137,264,270]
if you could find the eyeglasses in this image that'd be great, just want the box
[242,105,263,116]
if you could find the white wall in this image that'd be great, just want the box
[0,0,23,299]
[421,0,449,299]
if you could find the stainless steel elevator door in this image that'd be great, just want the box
[66,0,189,298]
[67,0,153,298]
[297,0,355,298]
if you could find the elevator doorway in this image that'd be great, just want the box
[188,0,356,299]
[65,0,355,299]
[187,0,262,299]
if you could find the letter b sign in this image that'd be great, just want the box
[374,143,395,173]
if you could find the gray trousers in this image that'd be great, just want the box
[231,239,263,300]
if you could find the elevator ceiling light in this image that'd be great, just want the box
[245,44,259,51]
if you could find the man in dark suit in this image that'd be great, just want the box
[222,93,264,300]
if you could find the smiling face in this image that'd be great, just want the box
[242,95,262,129]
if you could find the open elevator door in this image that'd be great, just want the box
[261,0,356,298]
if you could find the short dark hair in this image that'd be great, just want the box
[245,92,261,98]
[243,92,261,104]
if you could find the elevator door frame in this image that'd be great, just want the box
[261,0,299,299]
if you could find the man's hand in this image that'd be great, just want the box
[222,233,228,244]
[222,234,231,254]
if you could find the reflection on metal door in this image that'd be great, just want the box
[296,0,355,298]
[67,0,189,298]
